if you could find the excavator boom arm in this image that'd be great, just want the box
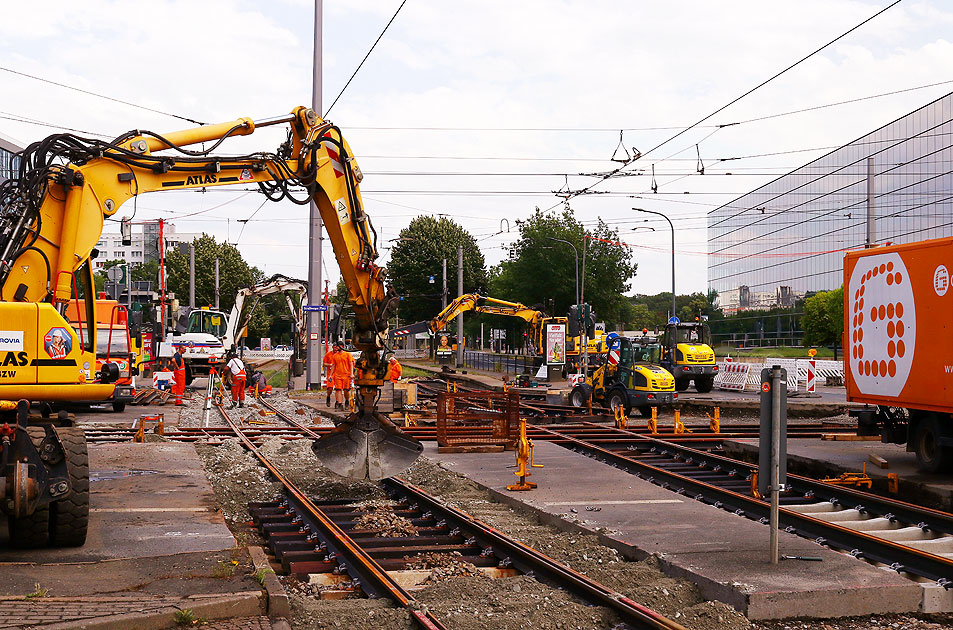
[0,107,416,479]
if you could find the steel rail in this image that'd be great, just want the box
[385,476,689,630]
[579,421,953,536]
[255,396,690,630]
[534,424,953,585]
[215,403,448,630]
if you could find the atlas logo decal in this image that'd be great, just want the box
[848,252,915,397]
[1,352,28,367]
[185,174,218,186]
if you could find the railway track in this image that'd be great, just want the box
[217,398,689,630]
[536,423,953,587]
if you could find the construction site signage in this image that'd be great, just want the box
[546,323,566,365]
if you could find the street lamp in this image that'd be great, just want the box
[633,208,675,321]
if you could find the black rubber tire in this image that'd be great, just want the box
[49,427,89,547]
[112,401,126,413]
[674,378,691,392]
[914,415,953,473]
[8,428,51,548]
[569,385,590,408]
[607,387,630,416]
[694,376,715,394]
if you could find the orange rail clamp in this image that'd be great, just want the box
[507,418,539,491]
[707,407,720,433]
[673,409,690,434]
[887,473,899,494]
[648,407,658,434]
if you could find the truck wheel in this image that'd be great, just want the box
[674,378,691,392]
[49,427,89,547]
[8,428,50,548]
[607,387,630,415]
[569,385,591,408]
[914,416,953,473]
[112,401,126,413]
[694,376,714,393]
[8,508,50,548]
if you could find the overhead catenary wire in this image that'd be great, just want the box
[0,65,206,125]
[324,0,408,117]
[555,0,904,206]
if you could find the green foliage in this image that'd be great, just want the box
[253,567,275,586]
[387,216,488,324]
[802,288,844,348]
[173,608,207,626]
[162,234,282,340]
[489,207,637,326]
[25,583,49,599]
[211,560,238,578]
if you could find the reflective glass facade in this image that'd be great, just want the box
[708,93,953,313]
[0,136,20,182]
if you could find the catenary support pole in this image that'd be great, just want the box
[457,245,464,367]
[189,243,195,309]
[214,258,220,310]
[866,157,876,248]
[442,258,447,310]
[306,0,324,389]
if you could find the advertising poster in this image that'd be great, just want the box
[436,334,453,357]
[546,323,566,366]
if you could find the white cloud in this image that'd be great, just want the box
[1,0,952,298]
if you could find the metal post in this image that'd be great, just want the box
[126,263,132,309]
[866,157,876,248]
[770,366,781,565]
[214,258,220,310]
[306,0,324,390]
[442,258,447,310]
[189,243,195,309]
[581,237,588,379]
[158,219,166,338]
[456,245,464,367]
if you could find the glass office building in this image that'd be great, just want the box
[708,93,953,314]
[0,133,20,182]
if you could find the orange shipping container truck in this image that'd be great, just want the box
[845,237,953,471]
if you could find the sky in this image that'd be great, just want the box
[2,0,952,299]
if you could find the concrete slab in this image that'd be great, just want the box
[424,441,923,620]
[0,442,235,562]
[724,437,953,512]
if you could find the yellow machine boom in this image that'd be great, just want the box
[0,107,420,479]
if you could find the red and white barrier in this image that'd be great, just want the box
[716,362,750,391]
[807,359,816,393]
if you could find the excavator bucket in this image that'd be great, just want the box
[312,409,423,480]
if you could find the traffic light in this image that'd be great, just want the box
[568,304,596,337]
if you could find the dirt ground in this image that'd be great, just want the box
[189,399,952,630]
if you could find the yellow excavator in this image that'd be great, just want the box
[0,106,421,546]
[429,294,566,355]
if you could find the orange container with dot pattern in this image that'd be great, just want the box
[844,237,953,413]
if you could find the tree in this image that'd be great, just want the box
[387,217,488,324]
[802,287,844,358]
[490,208,637,326]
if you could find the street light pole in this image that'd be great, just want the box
[633,208,675,321]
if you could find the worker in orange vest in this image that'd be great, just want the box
[322,345,335,407]
[386,356,402,382]
[226,352,247,408]
[171,344,186,406]
[329,341,354,411]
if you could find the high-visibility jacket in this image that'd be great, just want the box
[330,350,354,389]
[386,360,402,382]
